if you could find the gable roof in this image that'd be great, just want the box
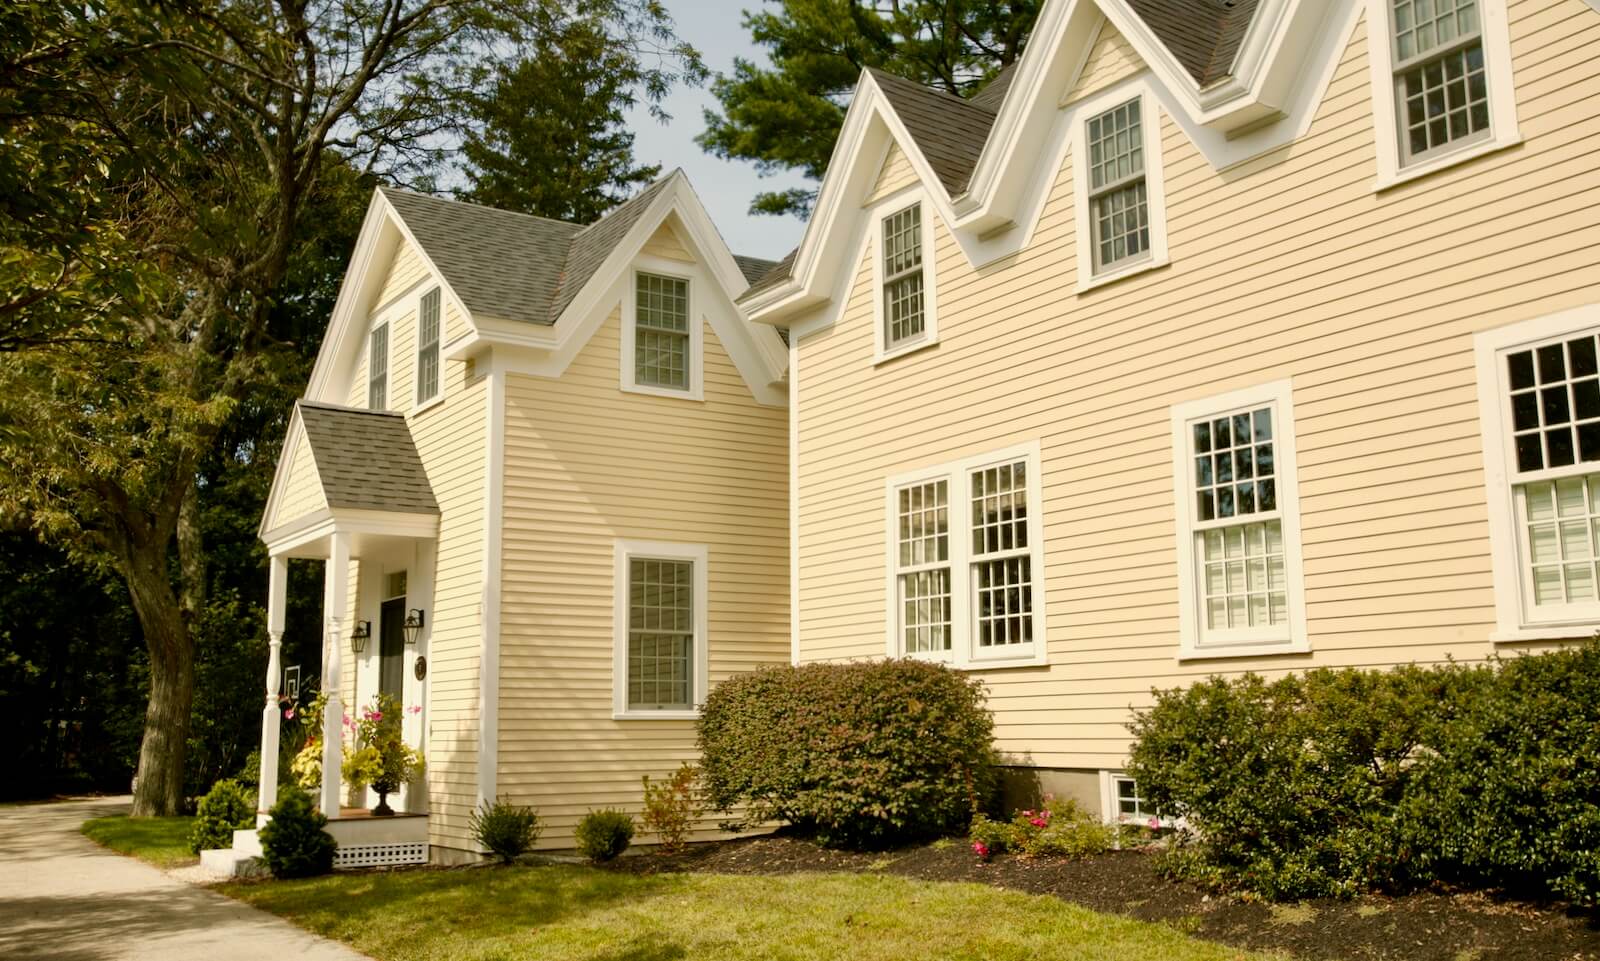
[548,177,674,321]
[1125,0,1261,86]
[296,401,438,515]
[867,69,999,197]
[733,254,781,286]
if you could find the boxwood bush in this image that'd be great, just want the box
[189,778,256,854]
[697,659,996,850]
[258,785,337,878]
[1127,642,1600,904]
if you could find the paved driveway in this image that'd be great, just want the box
[0,797,367,961]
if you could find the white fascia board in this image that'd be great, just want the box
[257,406,307,538]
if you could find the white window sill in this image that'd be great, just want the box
[410,393,445,417]
[873,335,938,366]
[898,648,1048,670]
[1076,255,1170,294]
[1490,624,1600,644]
[1177,638,1311,662]
[1373,133,1522,192]
[613,709,700,721]
[621,383,704,402]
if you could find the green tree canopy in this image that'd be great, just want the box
[699,0,1040,217]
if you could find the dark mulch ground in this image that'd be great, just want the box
[603,834,1600,961]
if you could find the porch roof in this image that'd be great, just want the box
[295,400,438,515]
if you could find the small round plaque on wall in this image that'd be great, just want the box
[413,656,427,681]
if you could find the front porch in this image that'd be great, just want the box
[201,809,430,875]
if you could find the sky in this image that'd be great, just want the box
[622,0,814,262]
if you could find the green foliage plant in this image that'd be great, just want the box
[641,762,702,853]
[575,809,636,863]
[188,778,256,853]
[259,785,337,878]
[470,798,540,864]
[697,659,997,850]
[340,693,424,814]
[967,796,1115,861]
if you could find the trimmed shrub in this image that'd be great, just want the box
[189,778,256,854]
[698,659,996,850]
[1400,642,1600,905]
[258,785,337,878]
[641,762,702,853]
[469,798,540,863]
[575,809,635,863]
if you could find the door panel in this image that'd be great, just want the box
[379,597,405,701]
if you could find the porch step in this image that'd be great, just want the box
[198,846,268,877]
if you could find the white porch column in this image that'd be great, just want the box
[257,554,289,825]
[320,531,351,818]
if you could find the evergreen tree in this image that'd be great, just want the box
[700,0,1040,217]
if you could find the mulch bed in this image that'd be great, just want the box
[603,834,1600,961]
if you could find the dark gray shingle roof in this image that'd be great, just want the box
[1125,0,1262,86]
[969,62,1020,111]
[742,248,798,301]
[733,254,780,286]
[867,69,998,198]
[549,176,674,320]
[297,401,438,515]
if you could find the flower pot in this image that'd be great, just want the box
[372,788,395,817]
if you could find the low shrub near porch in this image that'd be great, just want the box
[697,659,996,850]
[1127,640,1600,903]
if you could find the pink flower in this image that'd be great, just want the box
[1030,816,1048,829]
[407,705,422,715]
[972,841,990,860]
[283,709,295,720]
[1148,817,1161,830]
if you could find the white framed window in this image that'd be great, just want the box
[367,322,389,410]
[612,540,709,719]
[1170,380,1309,659]
[621,264,703,400]
[415,286,442,407]
[1475,305,1600,643]
[870,190,939,364]
[1071,83,1169,292]
[1366,0,1519,189]
[884,441,1045,668]
[1098,772,1171,827]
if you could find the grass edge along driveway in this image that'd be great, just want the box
[81,813,197,870]
[223,862,1282,961]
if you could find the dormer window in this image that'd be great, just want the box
[1087,99,1149,273]
[1390,0,1490,165]
[882,203,925,350]
[633,271,691,392]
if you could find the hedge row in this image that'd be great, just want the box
[1127,641,1600,903]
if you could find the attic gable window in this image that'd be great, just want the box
[1087,99,1149,272]
[634,271,690,391]
[882,202,925,350]
[415,287,441,406]
[1390,0,1490,165]
[367,323,388,410]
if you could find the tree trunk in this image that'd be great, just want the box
[125,539,195,817]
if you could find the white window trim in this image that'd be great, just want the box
[612,539,710,720]
[870,187,940,365]
[413,285,444,413]
[1475,304,1600,643]
[1071,83,1170,293]
[1170,379,1311,660]
[1098,771,1174,828]
[620,257,704,401]
[1365,0,1521,192]
[367,318,392,411]
[882,440,1047,669]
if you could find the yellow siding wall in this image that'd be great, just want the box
[868,141,918,203]
[498,307,789,848]
[794,0,1600,773]
[265,426,326,529]
[348,238,446,411]
[639,221,696,263]
[1062,21,1141,106]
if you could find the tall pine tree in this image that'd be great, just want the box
[700,0,1040,217]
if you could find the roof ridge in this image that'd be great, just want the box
[866,67,998,117]
[378,185,585,233]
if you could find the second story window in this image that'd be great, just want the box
[635,272,690,391]
[881,202,925,350]
[367,323,388,410]
[1087,99,1149,273]
[1390,0,1490,165]
[415,287,441,405]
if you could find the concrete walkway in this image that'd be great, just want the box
[0,797,368,961]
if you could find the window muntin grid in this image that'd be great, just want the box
[1505,333,1600,475]
[896,480,951,653]
[1201,520,1289,632]
[1391,0,1489,164]
[971,461,1033,649]
[1115,777,1152,821]
[882,203,925,348]
[367,324,388,410]
[1193,407,1276,523]
[1521,477,1600,608]
[1087,99,1149,271]
[626,557,694,710]
[417,288,441,404]
[635,272,690,390]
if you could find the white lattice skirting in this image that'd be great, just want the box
[334,842,429,869]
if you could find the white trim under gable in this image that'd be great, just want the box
[611,538,711,721]
[620,256,705,401]
[1363,0,1521,191]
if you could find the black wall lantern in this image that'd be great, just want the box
[403,608,425,645]
[349,620,371,654]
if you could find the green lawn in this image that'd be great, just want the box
[224,864,1280,961]
[81,814,198,869]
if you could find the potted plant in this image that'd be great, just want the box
[341,692,424,816]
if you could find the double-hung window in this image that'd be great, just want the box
[1389,0,1491,165]
[634,272,691,391]
[881,203,925,350]
[1086,98,1149,273]
[1171,382,1308,658]
[887,443,1044,667]
[612,540,708,718]
[367,323,388,410]
[415,287,441,406]
[1477,311,1600,639]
